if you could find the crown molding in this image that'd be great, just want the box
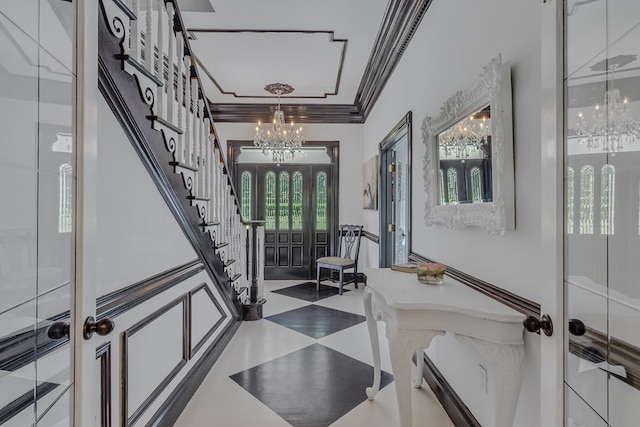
[208,0,433,124]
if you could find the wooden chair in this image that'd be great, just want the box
[316,224,363,295]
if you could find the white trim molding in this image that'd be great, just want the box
[422,54,515,235]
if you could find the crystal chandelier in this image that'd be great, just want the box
[574,55,640,153]
[438,112,491,160]
[254,83,304,165]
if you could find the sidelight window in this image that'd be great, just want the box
[241,171,252,221]
[316,172,327,230]
[265,171,276,229]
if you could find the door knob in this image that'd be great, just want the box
[83,316,115,339]
[523,314,554,336]
[47,322,70,340]
[568,318,586,336]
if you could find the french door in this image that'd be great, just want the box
[379,113,412,267]
[237,164,335,280]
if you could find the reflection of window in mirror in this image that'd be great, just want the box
[439,169,445,205]
[241,171,252,221]
[600,165,615,235]
[437,105,492,205]
[567,167,574,234]
[59,163,72,233]
[579,165,594,235]
[447,168,459,204]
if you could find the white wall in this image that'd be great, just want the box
[214,122,364,226]
[362,0,541,425]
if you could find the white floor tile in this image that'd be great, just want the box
[175,280,454,427]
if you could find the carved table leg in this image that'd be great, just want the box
[389,330,442,427]
[364,288,381,400]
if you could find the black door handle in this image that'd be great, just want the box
[47,322,70,340]
[84,316,115,340]
[523,314,554,336]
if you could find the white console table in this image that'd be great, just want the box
[364,268,525,427]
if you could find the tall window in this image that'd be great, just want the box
[59,164,73,233]
[279,172,290,230]
[265,171,276,229]
[470,167,483,203]
[600,165,615,235]
[292,172,303,230]
[447,168,459,204]
[579,165,594,234]
[439,169,445,205]
[566,167,574,234]
[241,171,252,221]
[316,172,327,230]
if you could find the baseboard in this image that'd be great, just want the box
[147,319,241,427]
[417,352,481,427]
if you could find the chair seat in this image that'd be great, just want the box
[316,256,355,267]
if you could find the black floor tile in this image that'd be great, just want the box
[271,281,348,302]
[230,343,393,427]
[266,305,365,339]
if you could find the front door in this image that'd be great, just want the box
[237,163,335,280]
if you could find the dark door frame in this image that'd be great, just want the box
[227,140,340,279]
[379,112,412,267]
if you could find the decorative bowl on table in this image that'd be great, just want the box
[416,263,446,285]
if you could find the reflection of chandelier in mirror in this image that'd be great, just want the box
[575,88,640,153]
[574,55,640,153]
[254,83,304,165]
[438,113,490,160]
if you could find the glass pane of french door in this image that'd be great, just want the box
[565,0,640,424]
[0,0,75,424]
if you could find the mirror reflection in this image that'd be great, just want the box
[437,105,492,204]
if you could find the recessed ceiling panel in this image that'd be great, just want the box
[190,30,346,99]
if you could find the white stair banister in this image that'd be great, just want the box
[155,0,165,119]
[144,0,153,73]
[176,40,185,163]
[183,55,192,167]
[166,2,176,125]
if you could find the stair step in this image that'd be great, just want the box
[169,161,198,172]
[232,278,244,286]
[146,115,183,134]
[224,259,236,268]
[188,195,210,201]
[201,221,220,228]
[215,242,228,249]
[120,55,163,87]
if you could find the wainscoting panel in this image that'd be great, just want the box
[189,284,226,358]
[122,297,188,426]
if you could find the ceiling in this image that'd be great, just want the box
[179,0,433,123]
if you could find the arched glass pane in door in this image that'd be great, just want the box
[447,168,459,204]
[316,172,327,230]
[579,165,594,235]
[600,165,615,235]
[241,171,252,221]
[470,167,483,202]
[265,171,276,229]
[292,172,303,230]
[279,172,290,230]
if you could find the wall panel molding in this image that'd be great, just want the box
[121,295,189,426]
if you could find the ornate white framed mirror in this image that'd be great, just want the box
[422,54,514,235]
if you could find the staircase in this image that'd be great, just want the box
[98,0,252,315]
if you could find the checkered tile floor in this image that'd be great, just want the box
[175,280,454,427]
